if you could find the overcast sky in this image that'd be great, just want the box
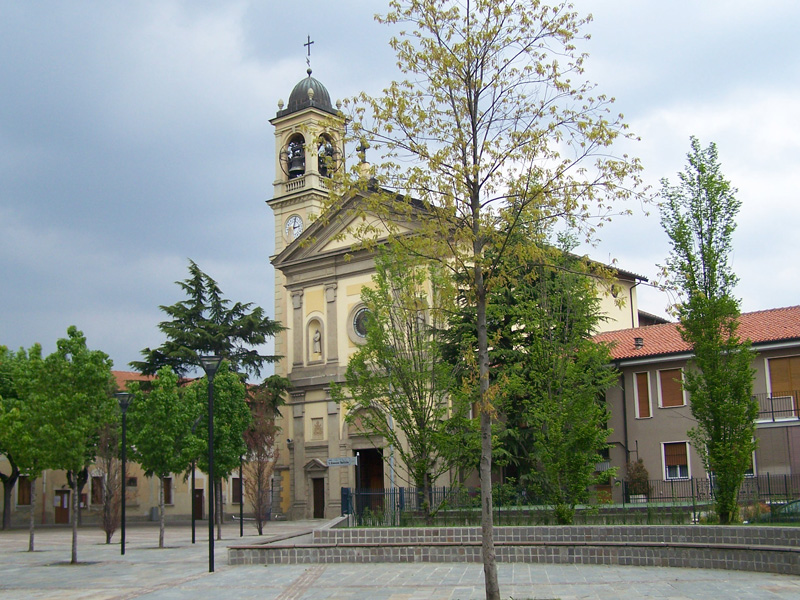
[1,1,798,376]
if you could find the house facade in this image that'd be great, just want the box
[594,306,800,492]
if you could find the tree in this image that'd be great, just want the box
[0,344,50,550]
[128,367,202,548]
[332,251,477,522]
[38,327,115,563]
[660,137,756,524]
[506,243,617,524]
[95,422,123,544]
[133,260,282,379]
[333,3,641,596]
[445,236,617,523]
[243,375,289,534]
[188,363,250,540]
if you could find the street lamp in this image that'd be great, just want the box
[114,392,133,556]
[199,355,222,573]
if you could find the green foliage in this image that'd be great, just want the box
[660,137,757,524]
[133,260,282,379]
[127,367,202,479]
[332,251,478,519]
[36,327,115,475]
[188,363,251,479]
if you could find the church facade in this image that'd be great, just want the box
[267,71,647,520]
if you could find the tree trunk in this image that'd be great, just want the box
[476,269,500,600]
[71,477,79,564]
[159,476,165,549]
[1,460,20,530]
[28,476,36,552]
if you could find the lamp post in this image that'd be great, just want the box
[239,456,244,537]
[199,355,222,573]
[114,392,133,556]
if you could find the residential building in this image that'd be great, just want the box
[594,305,800,489]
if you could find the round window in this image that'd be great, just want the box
[353,307,370,338]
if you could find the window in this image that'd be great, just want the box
[768,355,800,416]
[17,476,31,506]
[163,477,173,505]
[232,477,243,504]
[347,304,371,344]
[91,476,104,505]
[664,442,689,479]
[658,368,685,408]
[635,372,651,418]
[126,477,137,487]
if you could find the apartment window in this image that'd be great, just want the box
[91,476,104,505]
[658,368,685,408]
[635,372,651,418]
[664,442,689,479]
[17,476,31,506]
[163,477,173,505]
[232,477,243,504]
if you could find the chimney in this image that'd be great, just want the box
[634,337,644,350]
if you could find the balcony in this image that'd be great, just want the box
[755,390,799,423]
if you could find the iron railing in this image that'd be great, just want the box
[341,473,800,527]
[754,390,799,423]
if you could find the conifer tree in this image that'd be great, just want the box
[133,260,282,379]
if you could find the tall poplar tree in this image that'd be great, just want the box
[660,137,756,524]
[332,3,641,596]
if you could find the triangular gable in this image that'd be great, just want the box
[303,458,328,473]
[272,191,418,270]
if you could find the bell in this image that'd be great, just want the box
[288,152,305,179]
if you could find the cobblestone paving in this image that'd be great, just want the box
[1,521,799,599]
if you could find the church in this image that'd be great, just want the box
[265,69,647,520]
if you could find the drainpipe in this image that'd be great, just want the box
[616,363,630,464]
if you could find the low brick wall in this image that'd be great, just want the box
[228,525,800,575]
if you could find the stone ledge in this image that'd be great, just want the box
[227,525,800,575]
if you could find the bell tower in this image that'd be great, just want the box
[268,68,344,256]
[268,69,344,379]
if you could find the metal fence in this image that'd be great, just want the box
[341,473,800,527]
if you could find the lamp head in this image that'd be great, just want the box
[115,392,133,412]
[199,355,223,380]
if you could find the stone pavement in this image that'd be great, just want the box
[1,520,799,599]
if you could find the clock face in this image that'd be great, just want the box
[284,215,304,241]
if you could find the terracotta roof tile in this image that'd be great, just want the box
[112,370,154,390]
[593,305,800,361]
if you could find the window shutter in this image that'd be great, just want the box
[659,369,684,407]
[636,372,650,418]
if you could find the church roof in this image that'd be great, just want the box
[277,69,338,118]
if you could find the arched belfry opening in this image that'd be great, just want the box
[285,134,306,180]
[317,134,337,178]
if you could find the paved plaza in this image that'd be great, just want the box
[1,520,799,599]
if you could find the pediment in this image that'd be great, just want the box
[272,191,416,271]
[303,458,328,473]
